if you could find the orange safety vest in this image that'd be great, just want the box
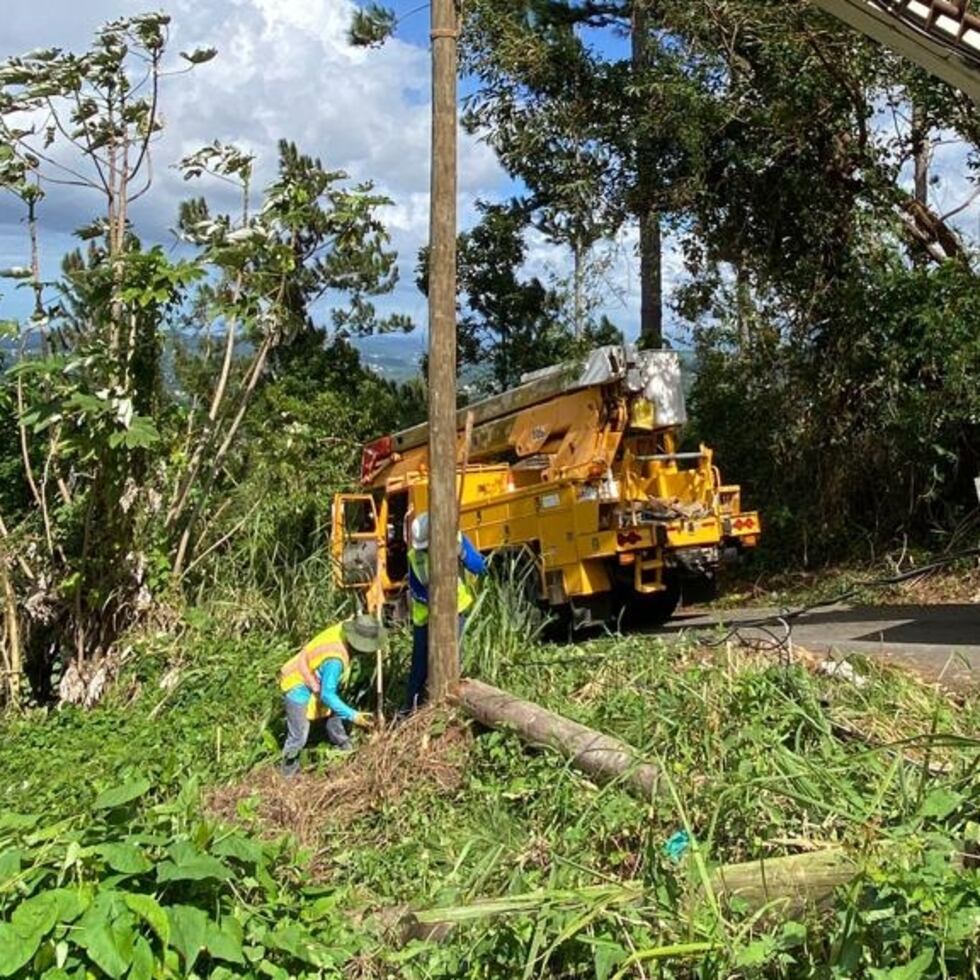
[279,623,350,721]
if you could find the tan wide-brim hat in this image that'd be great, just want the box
[342,614,386,654]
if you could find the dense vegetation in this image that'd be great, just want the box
[2,5,980,978]
[2,573,979,977]
[456,0,980,565]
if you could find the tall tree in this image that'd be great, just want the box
[0,18,406,702]
[463,0,711,349]
[419,201,583,392]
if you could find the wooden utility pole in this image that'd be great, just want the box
[427,0,460,702]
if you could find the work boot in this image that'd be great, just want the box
[281,754,300,778]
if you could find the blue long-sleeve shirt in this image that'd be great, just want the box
[284,657,357,721]
[408,534,488,604]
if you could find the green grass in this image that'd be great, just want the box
[2,565,980,978]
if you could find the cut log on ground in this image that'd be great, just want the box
[455,679,661,800]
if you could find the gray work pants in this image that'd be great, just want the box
[282,697,352,760]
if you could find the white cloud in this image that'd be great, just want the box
[0,0,655,339]
[0,0,509,327]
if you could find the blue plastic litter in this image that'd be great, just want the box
[663,830,691,862]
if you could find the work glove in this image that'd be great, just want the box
[353,712,375,730]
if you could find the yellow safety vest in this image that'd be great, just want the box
[279,623,350,721]
[407,548,474,627]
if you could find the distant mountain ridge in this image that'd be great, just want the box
[354,331,425,382]
[4,329,694,390]
[1,327,426,380]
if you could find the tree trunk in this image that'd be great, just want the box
[573,239,585,338]
[736,262,751,350]
[632,0,663,349]
[455,679,661,799]
[1,562,22,706]
[638,207,663,349]
[172,332,273,577]
[912,101,930,206]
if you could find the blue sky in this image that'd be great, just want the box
[2,1,977,357]
[0,0,646,352]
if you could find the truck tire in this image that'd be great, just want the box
[622,575,681,628]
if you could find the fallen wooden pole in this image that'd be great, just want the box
[372,854,856,947]
[455,679,661,799]
[706,848,857,915]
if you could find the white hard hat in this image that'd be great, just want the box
[411,512,430,551]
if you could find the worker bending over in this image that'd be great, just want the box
[405,511,487,712]
[279,614,384,776]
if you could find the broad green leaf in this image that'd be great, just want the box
[162,947,181,975]
[735,936,778,968]
[99,843,152,875]
[123,893,169,945]
[946,906,980,944]
[920,788,965,820]
[12,888,86,939]
[93,779,151,812]
[212,834,263,866]
[244,944,266,964]
[590,940,627,980]
[0,813,37,833]
[871,949,935,980]
[166,905,208,972]
[74,894,135,980]
[41,970,71,980]
[75,915,136,979]
[206,916,245,965]
[27,407,63,434]
[128,935,154,980]
[263,922,330,966]
[0,848,22,885]
[157,841,231,883]
[24,819,74,845]
[64,393,107,415]
[256,962,290,980]
[302,893,344,923]
[0,922,40,977]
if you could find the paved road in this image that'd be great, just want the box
[654,603,980,690]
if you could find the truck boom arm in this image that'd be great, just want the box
[363,346,687,486]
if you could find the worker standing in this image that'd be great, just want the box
[278,614,384,776]
[405,511,487,712]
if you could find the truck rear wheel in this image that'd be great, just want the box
[622,575,681,628]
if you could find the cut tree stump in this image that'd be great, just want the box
[455,679,661,800]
